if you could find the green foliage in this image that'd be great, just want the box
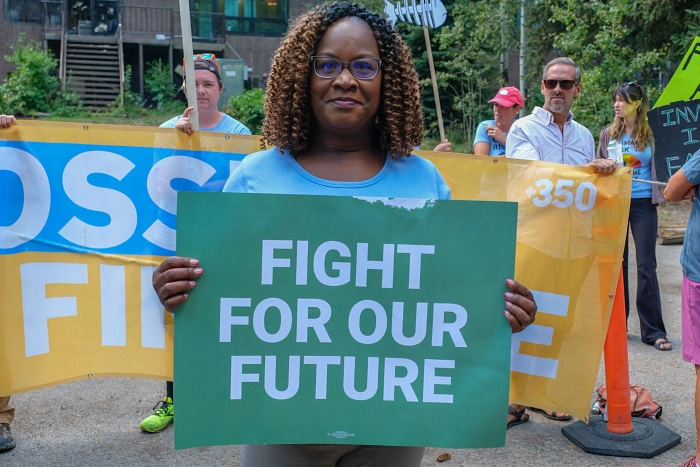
[403,0,700,147]
[0,35,71,115]
[414,0,518,147]
[531,0,666,136]
[225,88,265,135]
[108,64,145,116]
[144,59,178,110]
[52,91,86,118]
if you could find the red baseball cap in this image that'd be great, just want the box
[488,86,523,107]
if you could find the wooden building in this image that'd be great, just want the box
[0,0,321,108]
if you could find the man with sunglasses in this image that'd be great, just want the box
[505,57,615,174]
[160,53,252,136]
[142,54,251,435]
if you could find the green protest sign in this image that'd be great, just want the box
[174,192,517,449]
[649,36,700,180]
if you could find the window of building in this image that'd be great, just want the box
[6,0,41,23]
[224,0,288,36]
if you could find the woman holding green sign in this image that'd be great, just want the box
[152,2,537,465]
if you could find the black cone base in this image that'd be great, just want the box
[561,415,681,458]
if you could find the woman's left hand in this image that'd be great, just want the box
[504,279,537,333]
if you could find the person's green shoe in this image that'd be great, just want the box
[140,397,174,433]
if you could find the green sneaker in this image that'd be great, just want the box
[140,397,174,433]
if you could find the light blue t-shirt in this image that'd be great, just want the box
[681,150,700,282]
[223,147,451,200]
[160,113,251,135]
[473,119,506,156]
[619,134,652,199]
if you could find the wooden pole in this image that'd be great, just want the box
[422,25,445,142]
[178,0,199,130]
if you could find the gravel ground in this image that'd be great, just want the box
[1,201,695,467]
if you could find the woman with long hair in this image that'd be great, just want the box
[597,81,669,350]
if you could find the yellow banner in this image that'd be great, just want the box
[420,151,630,421]
[0,123,630,423]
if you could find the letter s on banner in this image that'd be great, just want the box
[59,151,137,249]
[0,148,51,249]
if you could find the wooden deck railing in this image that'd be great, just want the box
[41,2,225,44]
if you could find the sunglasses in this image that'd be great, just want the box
[182,53,221,75]
[543,79,577,90]
[311,56,382,80]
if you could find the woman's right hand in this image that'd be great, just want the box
[152,256,203,312]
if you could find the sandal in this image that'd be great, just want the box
[507,405,529,429]
[528,407,572,421]
[653,338,673,351]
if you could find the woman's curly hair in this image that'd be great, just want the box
[261,1,423,159]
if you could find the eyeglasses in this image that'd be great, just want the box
[543,79,577,90]
[311,56,382,80]
[182,53,221,75]
[623,81,641,89]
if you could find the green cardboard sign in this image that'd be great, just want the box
[174,192,517,449]
[653,36,700,108]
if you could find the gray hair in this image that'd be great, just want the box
[542,57,581,83]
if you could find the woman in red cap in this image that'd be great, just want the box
[473,86,523,156]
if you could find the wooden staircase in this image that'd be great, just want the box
[64,41,121,109]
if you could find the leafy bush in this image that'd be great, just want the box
[145,59,179,110]
[225,88,265,135]
[0,35,65,115]
[108,64,145,116]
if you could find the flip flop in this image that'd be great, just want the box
[507,405,530,429]
[528,407,572,421]
[653,338,673,351]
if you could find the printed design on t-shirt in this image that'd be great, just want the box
[622,153,641,168]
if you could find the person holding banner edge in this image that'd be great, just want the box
[0,114,17,453]
[140,54,252,435]
[596,81,670,351]
[505,57,616,425]
[151,2,537,465]
[664,148,700,467]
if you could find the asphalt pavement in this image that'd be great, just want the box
[1,203,695,467]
